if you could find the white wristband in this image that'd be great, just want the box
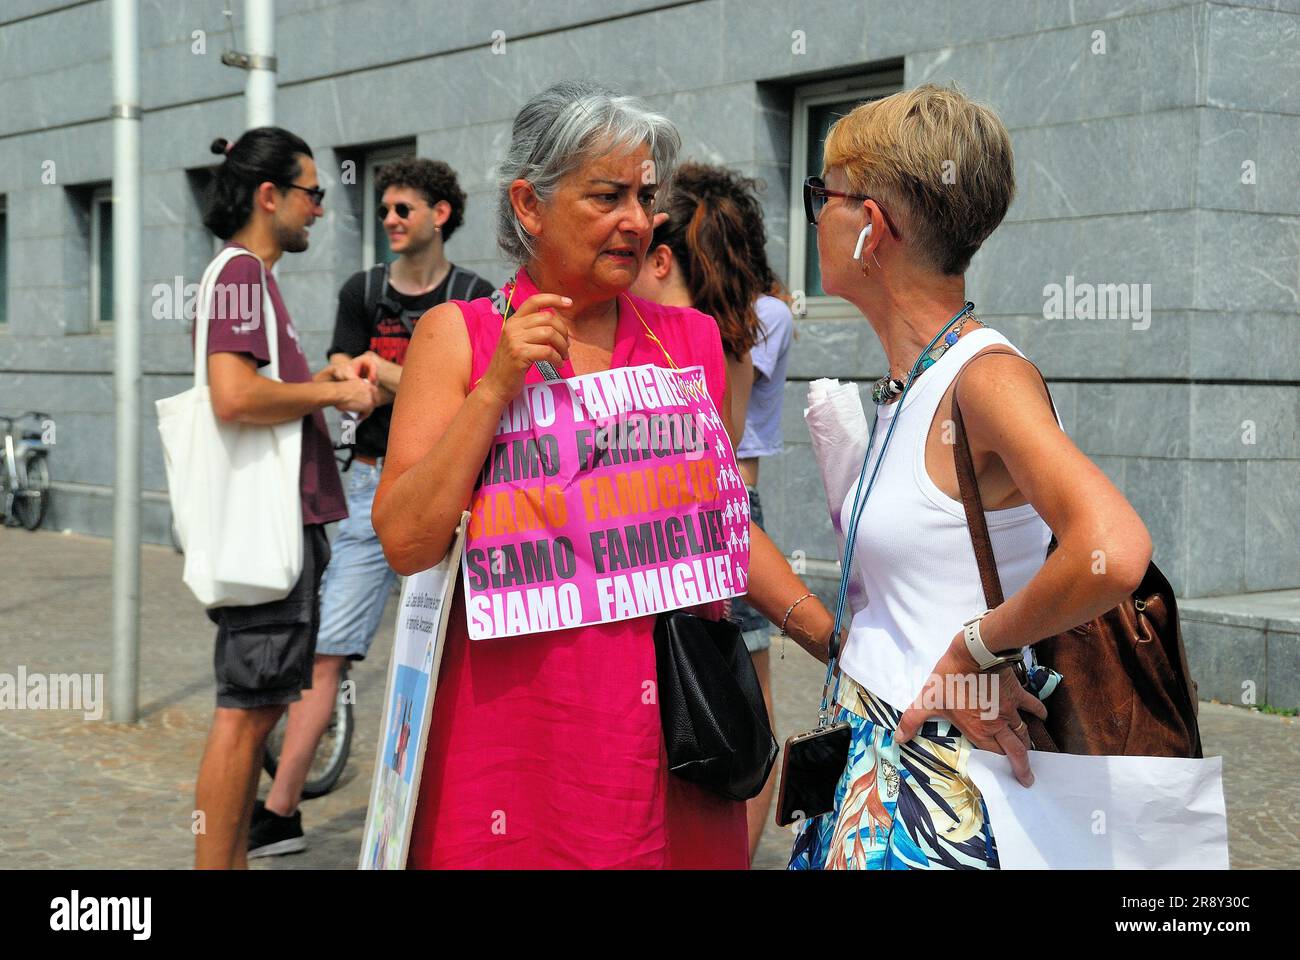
[962,610,1017,671]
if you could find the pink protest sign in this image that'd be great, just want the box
[462,362,751,640]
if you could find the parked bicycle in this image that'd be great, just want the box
[1,411,52,531]
[262,661,355,799]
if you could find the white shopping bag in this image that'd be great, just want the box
[156,246,303,609]
[966,750,1229,869]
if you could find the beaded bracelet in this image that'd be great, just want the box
[779,593,814,660]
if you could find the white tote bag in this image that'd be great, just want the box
[156,246,304,609]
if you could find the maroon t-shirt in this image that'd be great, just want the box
[199,243,347,526]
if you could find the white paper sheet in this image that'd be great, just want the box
[804,378,871,614]
[965,751,1229,869]
[359,511,468,870]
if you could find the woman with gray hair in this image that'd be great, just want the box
[373,81,840,869]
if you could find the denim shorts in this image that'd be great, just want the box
[730,485,771,653]
[315,461,399,660]
[208,524,330,709]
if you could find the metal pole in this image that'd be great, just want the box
[110,0,141,723]
[245,0,276,127]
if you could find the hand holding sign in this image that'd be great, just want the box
[480,293,574,406]
[464,362,750,640]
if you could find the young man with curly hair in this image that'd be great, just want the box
[248,158,494,858]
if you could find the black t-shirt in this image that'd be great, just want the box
[327,264,496,459]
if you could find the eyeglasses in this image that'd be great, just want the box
[377,202,423,221]
[803,176,901,239]
[281,182,326,205]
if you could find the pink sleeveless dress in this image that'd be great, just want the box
[405,269,749,869]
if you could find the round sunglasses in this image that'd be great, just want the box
[377,201,427,221]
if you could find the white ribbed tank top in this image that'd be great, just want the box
[837,327,1054,712]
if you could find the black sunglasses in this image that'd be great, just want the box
[281,182,326,205]
[377,202,424,221]
[803,176,901,239]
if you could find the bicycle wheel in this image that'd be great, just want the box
[13,453,50,531]
[262,684,354,799]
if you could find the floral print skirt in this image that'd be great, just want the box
[788,674,1000,870]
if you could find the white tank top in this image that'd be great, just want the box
[837,327,1054,712]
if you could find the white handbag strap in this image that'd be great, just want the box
[193,246,282,388]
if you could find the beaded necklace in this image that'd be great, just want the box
[870,303,980,405]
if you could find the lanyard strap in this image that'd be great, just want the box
[501,276,678,381]
[816,302,974,726]
[500,278,561,382]
[625,295,681,371]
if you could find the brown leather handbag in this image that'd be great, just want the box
[950,349,1203,758]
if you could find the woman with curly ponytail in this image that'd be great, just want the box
[631,163,768,446]
[630,162,796,863]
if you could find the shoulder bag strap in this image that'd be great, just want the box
[194,247,276,386]
[951,346,1061,752]
[951,345,1061,605]
[193,247,239,389]
[257,259,281,381]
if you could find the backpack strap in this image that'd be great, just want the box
[446,265,472,303]
[374,264,479,339]
[363,262,390,326]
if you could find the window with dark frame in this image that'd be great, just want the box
[362,143,417,269]
[789,67,904,306]
[90,186,113,326]
[0,197,7,326]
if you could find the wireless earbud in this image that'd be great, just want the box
[852,224,873,261]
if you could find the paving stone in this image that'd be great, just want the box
[0,530,1295,869]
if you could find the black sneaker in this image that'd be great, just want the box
[248,800,306,859]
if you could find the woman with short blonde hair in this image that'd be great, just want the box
[791,84,1152,870]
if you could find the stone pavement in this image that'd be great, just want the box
[0,529,1296,869]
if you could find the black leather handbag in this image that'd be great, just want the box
[653,610,778,802]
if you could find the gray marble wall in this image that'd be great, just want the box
[1,0,1296,599]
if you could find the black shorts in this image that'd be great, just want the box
[207,524,331,709]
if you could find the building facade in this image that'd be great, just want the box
[1,1,1296,703]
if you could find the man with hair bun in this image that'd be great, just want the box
[192,126,381,869]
